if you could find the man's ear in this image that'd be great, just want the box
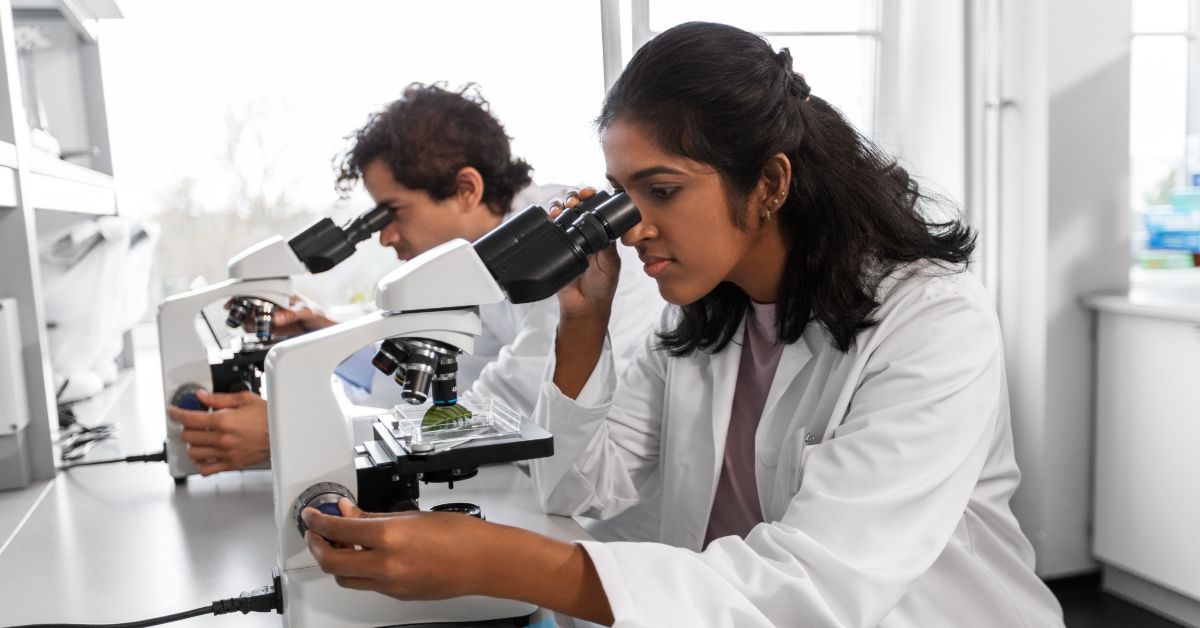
[454,166,485,211]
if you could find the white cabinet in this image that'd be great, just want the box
[1090,293,1200,627]
[0,0,122,489]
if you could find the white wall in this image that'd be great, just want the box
[876,0,966,210]
[999,0,1131,578]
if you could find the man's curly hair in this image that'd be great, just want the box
[335,82,533,215]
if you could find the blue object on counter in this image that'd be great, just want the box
[1144,203,1200,252]
[1169,187,1200,212]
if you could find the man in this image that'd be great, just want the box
[167,83,662,482]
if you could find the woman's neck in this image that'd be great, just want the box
[730,224,788,304]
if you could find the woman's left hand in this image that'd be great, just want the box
[302,499,489,601]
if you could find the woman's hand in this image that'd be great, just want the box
[303,500,489,600]
[547,188,622,399]
[548,188,622,320]
[303,498,614,624]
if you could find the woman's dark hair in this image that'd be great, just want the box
[336,82,533,215]
[598,22,976,356]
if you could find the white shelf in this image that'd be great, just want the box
[27,151,115,214]
[0,140,16,168]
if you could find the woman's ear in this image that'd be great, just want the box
[758,153,792,210]
[453,166,486,211]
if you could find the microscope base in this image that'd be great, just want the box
[281,566,536,628]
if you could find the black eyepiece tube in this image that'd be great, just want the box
[287,204,392,273]
[343,204,392,245]
[474,191,640,304]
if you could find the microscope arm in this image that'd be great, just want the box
[267,308,482,570]
[158,277,293,479]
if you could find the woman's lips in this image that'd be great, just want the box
[642,257,673,278]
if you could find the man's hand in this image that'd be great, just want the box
[167,390,270,475]
[227,295,335,337]
[271,295,336,336]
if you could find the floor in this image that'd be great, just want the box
[1051,572,1186,628]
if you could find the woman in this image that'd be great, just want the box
[301,22,1064,627]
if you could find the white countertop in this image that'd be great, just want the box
[1084,285,1200,324]
[0,327,593,627]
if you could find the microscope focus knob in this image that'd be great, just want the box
[293,482,356,538]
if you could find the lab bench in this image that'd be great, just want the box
[0,341,596,627]
[0,461,594,627]
[1085,286,1200,628]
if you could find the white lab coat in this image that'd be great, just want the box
[531,263,1064,627]
[349,183,665,420]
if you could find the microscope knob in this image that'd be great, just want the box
[170,383,209,411]
[293,482,356,538]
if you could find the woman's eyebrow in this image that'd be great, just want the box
[631,165,687,181]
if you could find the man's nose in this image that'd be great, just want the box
[379,222,401,247]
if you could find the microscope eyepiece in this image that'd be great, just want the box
[342,204,392,245]
[473,191,639,304]
[288,203,392,274]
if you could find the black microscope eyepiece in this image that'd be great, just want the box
[288,203,392,274]
[473,191,639,304]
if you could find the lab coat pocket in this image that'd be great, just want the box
[788,428,814,495]
[770,428,815,513]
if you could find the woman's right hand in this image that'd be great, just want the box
[548,188,621,321]
[548,188,621,399]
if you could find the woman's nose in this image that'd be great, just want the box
[621,218,655,247]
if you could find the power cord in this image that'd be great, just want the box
[5,571,282,627]
[58,444,168,471]
[57,401,118,463]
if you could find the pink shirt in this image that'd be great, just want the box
[704,301,784,547]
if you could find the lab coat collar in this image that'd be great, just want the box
[706,321,744,493]
[759,335,815,433]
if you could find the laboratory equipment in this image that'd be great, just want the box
[267,192,637,627]
[158,205,391,480]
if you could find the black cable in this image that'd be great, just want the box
[5,574,282,627]
[5,604,212,627]
[58,445,168,471]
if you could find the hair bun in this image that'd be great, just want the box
[775,48,812,100]
[775,48,794,68]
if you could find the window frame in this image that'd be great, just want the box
[600,0,886,135]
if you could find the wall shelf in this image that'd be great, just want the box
[28,151,114,214]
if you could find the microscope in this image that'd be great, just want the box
[265,191,638,627]
[158,205,391,481]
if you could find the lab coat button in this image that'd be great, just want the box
[759,447,779,466]
[804,433,817,444]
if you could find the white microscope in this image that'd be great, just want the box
[265,192,638,627]
[158,205,391,481]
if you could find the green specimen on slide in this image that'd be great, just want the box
[421,403,473,431]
